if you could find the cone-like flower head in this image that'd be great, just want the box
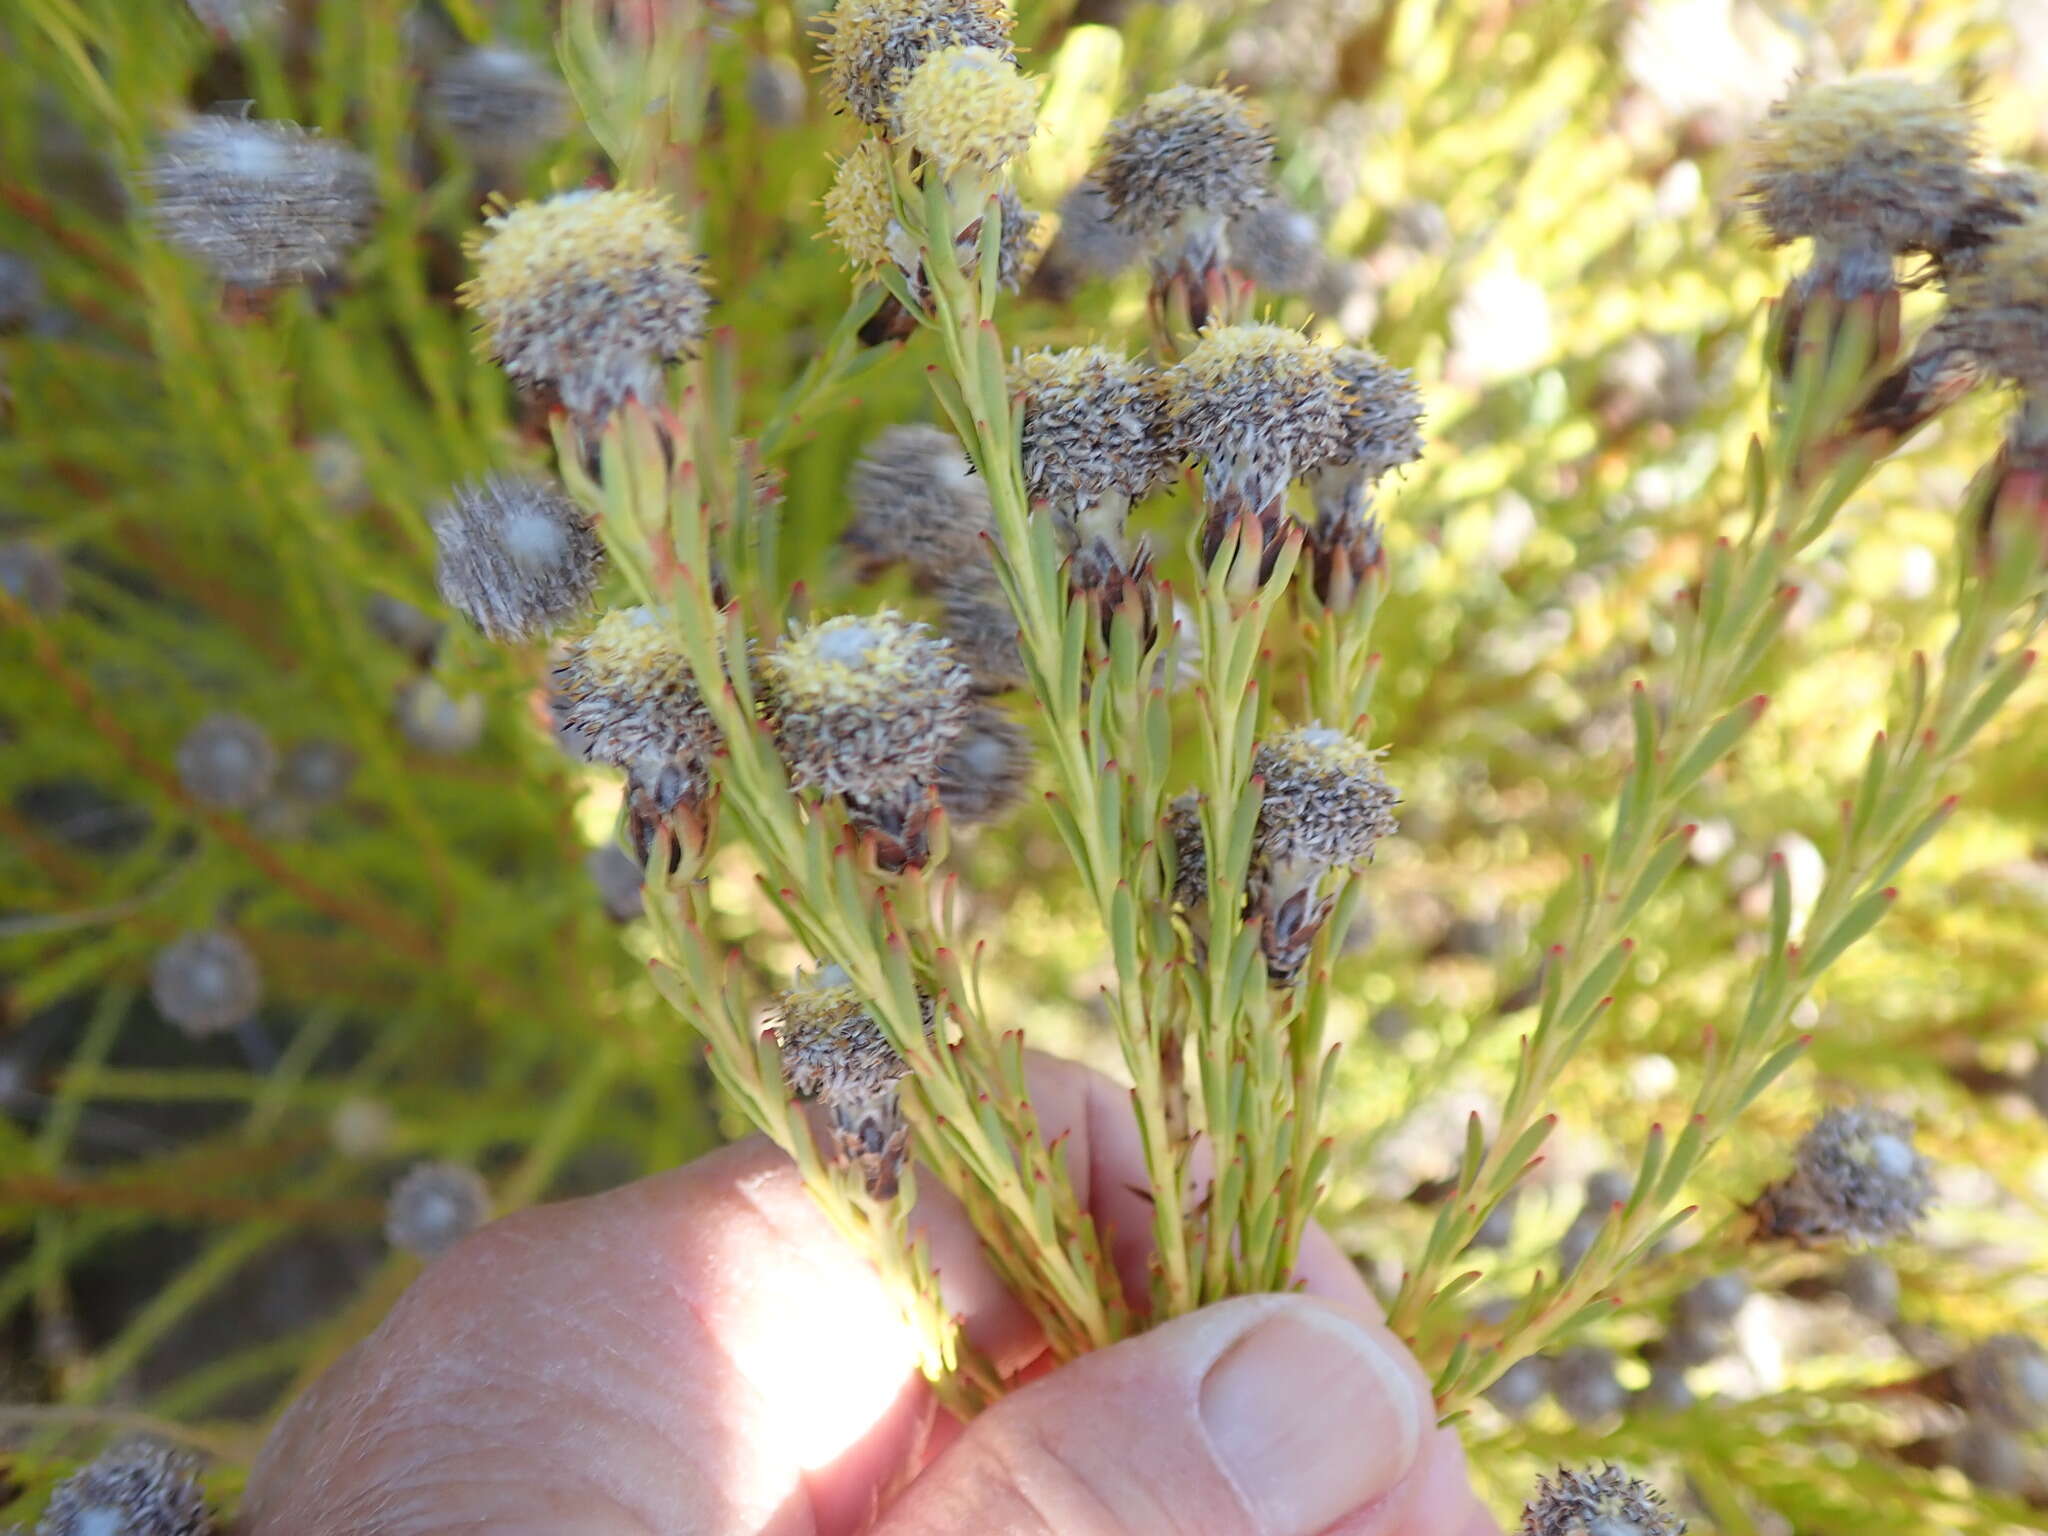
[1253,724,1399,873]
[433,473,604,642]
[824,139,898,271]
[1016,346,1173,521]
[897,46,1037,180]
[1165,324,1349,511]
[552,607,719,798]
[1948,204,2048,396]
[764,611,972,796]
[464,188,709,427]
[38,1441,216,1536]
[1756,1103,1933,1244]
[1094,84,1272,234]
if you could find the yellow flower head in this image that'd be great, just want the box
[462,188,709,425]
[823,139,897,270]
[896,46,1037,180]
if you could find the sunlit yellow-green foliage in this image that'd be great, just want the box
[3,0,2047,1529]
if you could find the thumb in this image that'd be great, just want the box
[874,1295,1435,1536]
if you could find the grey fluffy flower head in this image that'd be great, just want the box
[429,45,572,162]
[1954,1332,2048,1431]
[843,423,991,585]
[818,0,1015,130]
[433,473,605,642]
[385,1161,492,1259]
[773,964,919,1198]
[1164,323,1350,505]
[145,116,375,289]
[937,576,1026,694]
[1094,84,1273,233]
[463,188,710,428]
[552,607,719,794]
[1322,346,1426,481]
[1518,1464,1685,1536]
[935,701,1034,825]
[176,712,277,810]
[764,611,972,797]
[1165,791,1208,908]
[1227,192,1323,294]
[1252,724,1399,872]
[37,1440,215,1536]
[1049,179,1145,280]
[150,929,262,1038]
[1755,1103,1933,1244]
[1015,345,1173,512]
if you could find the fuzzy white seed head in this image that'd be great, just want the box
[432,473,604,642]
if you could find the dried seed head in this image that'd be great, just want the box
[1518,1464,1685,1536]
[1485,1354,1551,1419]
[818,0,1015,130]
[1321,346,1426,482]
[773,965,916,1197]
[552,607,719,796]
[395,678,486,756]
[1755,1103,1933,1244]
[1095,84,1273,234]
[824,139,898,270]
[844,423,992,584]
[1165,323,1349,510]
[1016,346,1173,519]
[144,116,375,289]
[1934,165,2044,286]
[764,611,972,796]
[281,739,357,804]
[1946,205,2048,395]
[463,188,710,427]
[385,1161,492,1258]
[176,712,278,810]
[935,701,1033,824]
[1166,792,1208,908]
[937,576,1027,693]
[0,540,67,613]
[37,1441,215,1536]
[1252,724,1399,872]
[150,929,261,1038]
[1227,192,1323,293]
[428,45,573,163]
[1677,1271,1749,1328]
[1946,1419,2029,1493]
[432,473,604,642]
[897,46,1037,180]
[1743,75,1978,282]
[1953,1333,2048,1431]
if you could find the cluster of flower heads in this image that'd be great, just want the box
[772,965,918,1197]
[144,115,376,291]
[35,1440,217,1536]
[462,187,711,429]
[1751,1103,1933,1245]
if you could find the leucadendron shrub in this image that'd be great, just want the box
[5,0,2047,1529]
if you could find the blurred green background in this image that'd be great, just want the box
[3,0,2047,1528]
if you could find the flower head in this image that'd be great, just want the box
[1549,1346,1625,1425]
[824,138,898,271]
[938,576,1026,693]
[1253,725,1399,872]
[1744,75,1979,290]
[150,929,262,1039]
[1044,179,1145,286]
[0,249,42,333]
[1165,792,1208,908]
[428,45,573,163]
[176,712,278,810]
[144,116,375,289]
[935,702,1034,825]
[1517,1464,1685,1536]
[1321,346,1426,482]
[764,612,972,796]
[773,965,917,1197]
[843,423,992,584]
[282,739,357,804]
[0,540,64,613]
[1094,84,1272,235]
[1227,192,1323,294]
[385,1161,492,1259]
[552,607,719,800]
[396,678,486,756]
[1953,1333,2048,1431]
[989,185,1042,290]
[1754,1103,1933,1244]
[818,0,1015,130]
[897,46,1037,180]
[1947,205,2048,395]
[37,1441,216,1536]
[1165,324,1349,514]
[1016,346,1173,521]
[433,473,605,642]
[463,188,710,427]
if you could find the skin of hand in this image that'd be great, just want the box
[243,1058,1501,1536]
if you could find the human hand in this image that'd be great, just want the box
[243,1058,1499,1535]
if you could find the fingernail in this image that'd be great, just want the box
[1199,1301,1425,1536]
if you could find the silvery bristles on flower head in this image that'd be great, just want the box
[1944,203,2048,477]
[1227,191,1324,296]
[432,473,604,642]
[1093,85,1274,325]
[36,1439,217,1536]
[1517,1464,1685,1536]
[144,116,375,290]
[763,611,972,870]
[1742,74,1978,371]
[1302,346,1425,610]
[1016,346,1173,551]
[773,964,916,1198]
[1162,323,1349,571]
[385,1160,492,1259]
[462,187,710,432]
[842,423,992,586]
[176,712,277,810]
[817,0,1015,132]
[1750,1103,1933,1245]
[428,45,572,166]
[150,929,262,1039]
[1250,725,1398,984]
[553,607,723,863]
[937,573,1028,694]
[934,702,1034,827]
